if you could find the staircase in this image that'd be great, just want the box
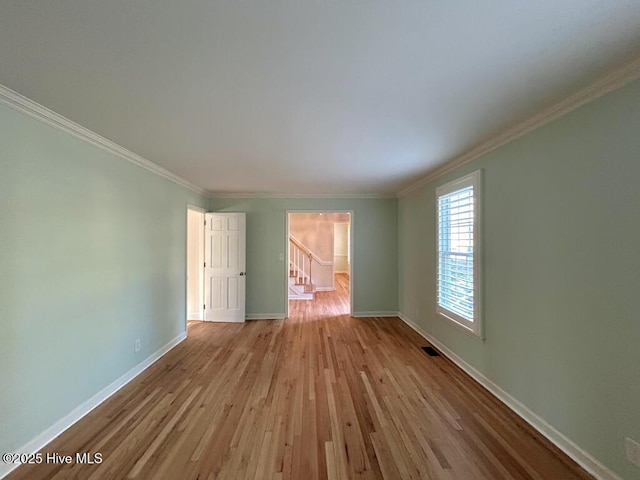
[289,236,316,300]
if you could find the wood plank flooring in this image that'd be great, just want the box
[7,274,592,479]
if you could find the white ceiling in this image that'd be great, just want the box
[1,1,640,195]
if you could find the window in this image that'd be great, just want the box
[436,170,483,338]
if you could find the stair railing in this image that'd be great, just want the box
[289,236,314,290]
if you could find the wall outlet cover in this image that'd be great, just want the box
[626,437,640,467]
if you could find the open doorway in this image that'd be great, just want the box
[286,211,352,317]
[186,205,205,331]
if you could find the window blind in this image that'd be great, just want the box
[437,185,475,322]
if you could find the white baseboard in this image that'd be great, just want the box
[188,311,203,321]
[315,287,335,292]
[0,331,187,480]
[397,313,621,480]
[351,311,400,318]
[245,313,286,320]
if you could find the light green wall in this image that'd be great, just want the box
[0,103,208,455]
[210,197,398,316]
[398,79,640,479]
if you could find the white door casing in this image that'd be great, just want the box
[187,208,205,321]
[204,213,246,322]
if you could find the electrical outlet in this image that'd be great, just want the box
[626,437,640,467]
[134,339,141,353]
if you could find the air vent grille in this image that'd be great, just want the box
[421,346,440,357]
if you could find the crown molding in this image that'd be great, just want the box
[208,191,395,199]
[0,84,208,197]
[397,56,640,197]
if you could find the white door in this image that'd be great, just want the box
[204,213,246,322]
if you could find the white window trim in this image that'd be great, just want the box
[436,170,484,340]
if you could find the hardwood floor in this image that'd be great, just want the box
[8,275,592,479]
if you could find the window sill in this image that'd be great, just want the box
[437,311,485,342]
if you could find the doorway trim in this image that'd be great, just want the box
[185,204,206,334]
[285,210,354,318]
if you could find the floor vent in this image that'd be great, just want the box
[421,346,440,357]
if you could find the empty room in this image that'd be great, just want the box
[1,2,640,479]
